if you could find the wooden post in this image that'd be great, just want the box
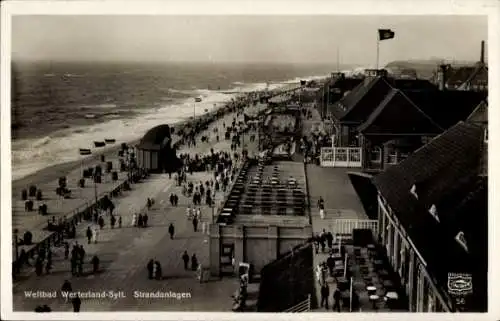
[344,253,348,278]
[349,276,353,312]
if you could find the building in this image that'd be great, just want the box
[433,41,488,92]
[209,160,311,278]
[372,121,488,312]
[135,124,180,173]
[318,69,485,172]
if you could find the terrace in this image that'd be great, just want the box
[217,160,307,224]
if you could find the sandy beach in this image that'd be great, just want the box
[11,97,267,245]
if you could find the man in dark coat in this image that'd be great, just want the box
[168,223,175,239]
[147,259,154,279]
[182,251,190,270]
[333,287,342,312]
[326,255,335,277]
[86,227,92,244]
[192,217,199,232]
[91,255,100,274]
[191,254,198,271]
[72,295,81,312]
[320,283,330,309]
[326,232,334,250]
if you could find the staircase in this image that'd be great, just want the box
[283,294,312,312]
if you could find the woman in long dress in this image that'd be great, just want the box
[131,213,137,227]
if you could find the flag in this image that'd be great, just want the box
[378,29,395,41]
[79,148,91,155]
[195,97,202,102]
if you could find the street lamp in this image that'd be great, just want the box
[13,228,19,262]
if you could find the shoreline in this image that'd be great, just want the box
[11,93,258,194]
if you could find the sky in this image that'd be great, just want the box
[11,15,488,66]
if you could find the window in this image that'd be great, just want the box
[484,128,488,143]
[370,147,382,162]
[388,150,398,164]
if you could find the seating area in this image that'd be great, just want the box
[217,159,307,224]
[237,160,305,216]
[348,241,408,311]
[315,228,408,312]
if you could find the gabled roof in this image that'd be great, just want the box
[446,64,488,89]
[372,121,487,305]
[337,76,393,123]
[373,121,483,220]
[403,90,487,130]
[467,99,488,124]
[357,88,443,136]
[392,79,438,91]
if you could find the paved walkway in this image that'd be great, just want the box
[13,107,261,312]
[299,104,371,313]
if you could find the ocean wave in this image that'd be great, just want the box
[11,73,325,181]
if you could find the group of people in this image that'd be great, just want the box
[131,212,149,228]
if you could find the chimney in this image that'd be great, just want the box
[480,40,485,64]
[437,64,449,91]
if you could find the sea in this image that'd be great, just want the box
[11,60,345,181]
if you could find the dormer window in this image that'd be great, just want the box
[428,204,440,222]
[455,231,469,253]
[410,184,418,199]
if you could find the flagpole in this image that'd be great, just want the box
[336,46,340,72]
[376,31,380,70]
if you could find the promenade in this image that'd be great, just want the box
[12,104,260,312]
[300,105,371,312]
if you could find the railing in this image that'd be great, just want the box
[13,179,129,276]
[283,294,311,312]
[320,147,362,168]
[328,219,378,237]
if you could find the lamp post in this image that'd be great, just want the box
[13,228,19,262]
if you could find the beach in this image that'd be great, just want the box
[11,93,272,248]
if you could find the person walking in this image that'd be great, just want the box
[147,259,154,279]
[93,226,99,244]
[143,213,148,227]
[168,223,175,239]
[320,283,330,310]
[72,294,81,312]
[191,254,198,271]
[91,255,100,274]
[86,226,92,244]
[110,215,116,229]
[333,287,342,312]
[192,216,199,232]
[64,242,69,260]
[182,251,190,270]
[61,280,72,303]
[118,216,122,228]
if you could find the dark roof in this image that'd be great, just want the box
[467,99,488,124]
[329,77,364,92]
[402,90,487,130]
[372,122,487,307]
[392,79,438,91]
[357,88,443,136]
[138,124,172,150]
[336,77,393,124]
[445,64,488,89]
